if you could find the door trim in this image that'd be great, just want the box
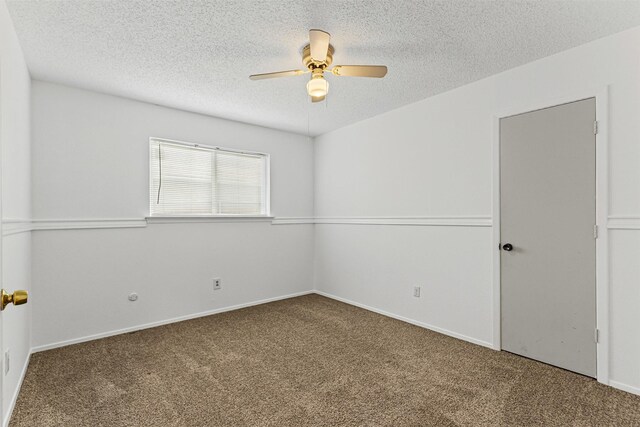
[491,86,610,385]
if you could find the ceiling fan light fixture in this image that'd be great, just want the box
[307,75,329,98]
[249,29,387,101]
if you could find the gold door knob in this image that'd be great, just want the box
[1,289,28,311]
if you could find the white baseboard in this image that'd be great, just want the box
[609,380,640,396]
[3,352,31,427]
[313,290,493,349]
[32,290,314,353]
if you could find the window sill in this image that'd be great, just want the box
[146,215,274,224]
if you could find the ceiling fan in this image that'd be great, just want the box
[249,29,387,103]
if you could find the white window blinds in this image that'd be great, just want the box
[149,139,268,216]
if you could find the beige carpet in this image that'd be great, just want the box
[10,294,640,426]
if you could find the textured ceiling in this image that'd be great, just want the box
[7,1,640,136]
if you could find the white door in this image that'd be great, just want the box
[500,98,597,377]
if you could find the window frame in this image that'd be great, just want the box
[148,137,271,218]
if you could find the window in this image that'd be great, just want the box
[149,138,269,216]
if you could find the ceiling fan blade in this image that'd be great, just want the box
[331,65,388,78]
[249,69,308,80]
[309,29,330,62]
[311,95,326,103]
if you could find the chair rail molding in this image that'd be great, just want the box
[2,219,33,236]
[607,215,640,230]
[4,215,495,233]
[305,216,491,227]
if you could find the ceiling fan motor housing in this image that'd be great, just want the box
[302,44,334,70]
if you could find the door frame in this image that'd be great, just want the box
[491,86,610,385]
[0,63,3,420]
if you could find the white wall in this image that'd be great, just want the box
[31,81,314,349]
[314,26,640,393]
[0,0,32,424]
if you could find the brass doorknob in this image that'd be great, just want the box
[0,289,28,311]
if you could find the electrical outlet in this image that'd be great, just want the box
[4,350,9,375]
[213,278,222,290]
[413,286,421,298]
